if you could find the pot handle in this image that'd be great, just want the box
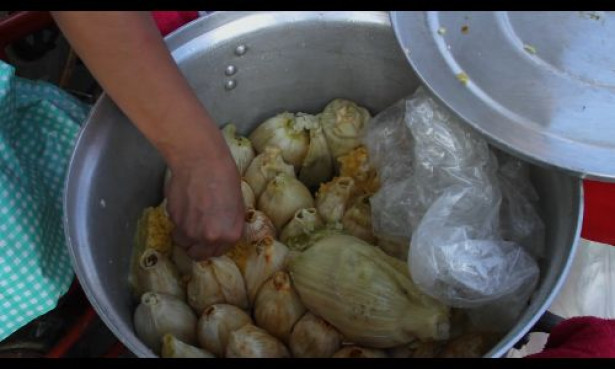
[530,311,565,333]
[512,311,565,351]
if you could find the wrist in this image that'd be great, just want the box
[153,108,228,169]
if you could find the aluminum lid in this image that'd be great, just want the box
[391,11,615,182]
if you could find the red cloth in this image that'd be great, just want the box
[582,180,615,246]
[151,11,199,36]
[527,317,615,358]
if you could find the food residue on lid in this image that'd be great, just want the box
[461,25,469,34]
[437,27,447,35]
[456,72,470,85]
[579,11,604,21]
[523,44,537,55]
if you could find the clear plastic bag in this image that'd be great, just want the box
[365,87,542,315]
[365,99,420,239]
[410,184,540,309]
[496,153,546,259]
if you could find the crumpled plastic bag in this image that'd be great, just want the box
[364,87,543,320]
[496,153,546,260]
[410,185,540,309]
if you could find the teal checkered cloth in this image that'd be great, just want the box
[0,60,90,340]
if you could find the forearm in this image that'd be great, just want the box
[51,11,224,166]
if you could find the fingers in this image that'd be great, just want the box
[173,224,233,260]
[172,210,244,261]
[165,159,245,262]
[171,227,193,248]
[185,243,225,261]
[194,214,245,260]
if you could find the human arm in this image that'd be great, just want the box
[51,11,244,260]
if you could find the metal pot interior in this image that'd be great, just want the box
[64,11,582,358]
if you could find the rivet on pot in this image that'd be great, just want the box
[225,79,237,90]
[225,65,237,76]
[234,44,248,56]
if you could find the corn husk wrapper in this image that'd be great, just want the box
[241,180,256,209]
[133,292,197,354]
[299,121,333,189]
[244,146,295,198]
[411,341,445,358]
[136,203,174,255]
[225,324,290,358]
[161,334,215,358]
[130,203,175,293]
[221,123,255,175]
[337,145,380,195]
[315,176,357,226]
[134,249,185,300]
[241,236,290,303]
[289,312,342,358]
[279,208,324,251]
[341,194,376,244]
[376,235,410,261]
[387,341,421,358]
[289,234,450,348]
[242,209,277,243]
[254,271,307,342]
[196,304,253,358]
[171,244,194,277]
[320,99,371,159]
[225,239,251,273]
[283,228,346,253]
[438,332,496,358]
[257,172,314,230]
[249,112,312,170]
[186,255,249,313]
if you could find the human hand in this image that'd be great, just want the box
[165,146,245,260]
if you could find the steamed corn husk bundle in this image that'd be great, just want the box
[279,208,324,251]
[299,122,334,189]
[315,176,357,226]
[242,208,277,243]
[337,146,380,195]
[225,324,290,358]
[130,99,495,359]
[161,334,215,358]
[134,249,185,300]
[258,172,314,231]
[289,312,342,358]
[288,234,451,348]
[249,112,314,171]
[186,255,249,312]
[134,292,197,353]
[320,99,371,159]
[221,123,255,176]
[196,304,253,357]
[244,146,295,198]
[253,271,307,342]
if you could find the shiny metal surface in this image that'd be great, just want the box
[391,11,615,182]
[64,11,582,358]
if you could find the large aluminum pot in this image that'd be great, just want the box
[63,11,582,358]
